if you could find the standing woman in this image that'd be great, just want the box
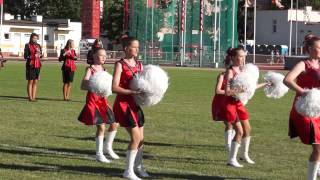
[112,37,149,180]
[24,33,42,102]
[284,35,320,180]
[59,39,77,101]
[211,48,235,152]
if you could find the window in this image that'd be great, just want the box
[272,19,277,33]
[44,35,49,41]
[4,33,10,40]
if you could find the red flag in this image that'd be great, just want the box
[147,0,159,8]
[123,0,129,30]
[272,0,284,9]
[148,0,152,8]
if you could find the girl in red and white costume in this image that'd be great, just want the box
[211,48,235,151]
[284,35,320,180]
[225,47,267,167]
[112,37,148,180]
[78,48,119,163]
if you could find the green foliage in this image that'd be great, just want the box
[102,0,125,39]
[4,0,81,20]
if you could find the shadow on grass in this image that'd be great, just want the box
[0,162,251,180]
[54,135,224,151]
[0,95,83,103]
[0,163,122,178]
[0,146,95,161]
[150,171,252,180]
[142,153,225,165]
[0,143,224,167]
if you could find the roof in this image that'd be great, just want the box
[3,19,70,28]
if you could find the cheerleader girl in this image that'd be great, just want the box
[225,47,267,168]
[59,39,77,101]
[78,48,120,163]
[24,33,42,102]
[112,37,149,180]
[284,35,320,180]
[211,48,235,152]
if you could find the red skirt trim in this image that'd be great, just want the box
[113,95,145,127]
[211,94,226,121]
[78,92,115,125]
[289,106,320,144]
[224,97,249,123]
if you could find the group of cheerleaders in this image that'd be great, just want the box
[18,30,320,179]
[212,33,320,180]
[24,33,148,180]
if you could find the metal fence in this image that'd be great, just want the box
[5,48,285,69]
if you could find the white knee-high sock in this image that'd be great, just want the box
[125,150,138,173]
[225,130,233,151]
[308,161,320,180]
[105,131,117,150]
[96,136,104,156]
[229,141,241,162]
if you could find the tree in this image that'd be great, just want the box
[38,0,81,21]
[4,0,81,20]
[4,0,27,19]
[102,0,125,39]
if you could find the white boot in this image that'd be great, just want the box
[227,141,243,168]
[96,136,111,163]
[134,148,150,178]
[239,136,255,164]
[123,150,141,180]
[225,130,234,152]
[308,161,320,180]
[104,131,120,159]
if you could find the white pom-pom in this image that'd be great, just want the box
[295,89,320,118]
[264,71,289,99]
[242,63,259,83]
[89,71,113,97]
[231,63,259,105]
[130,65,169,106]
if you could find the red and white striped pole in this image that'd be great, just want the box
[199,0,204,67]
[180,0,186,66]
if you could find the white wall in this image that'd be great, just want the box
[256,10,320,47]
[0,21,82,57]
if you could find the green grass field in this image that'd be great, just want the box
[0,62,311,180]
